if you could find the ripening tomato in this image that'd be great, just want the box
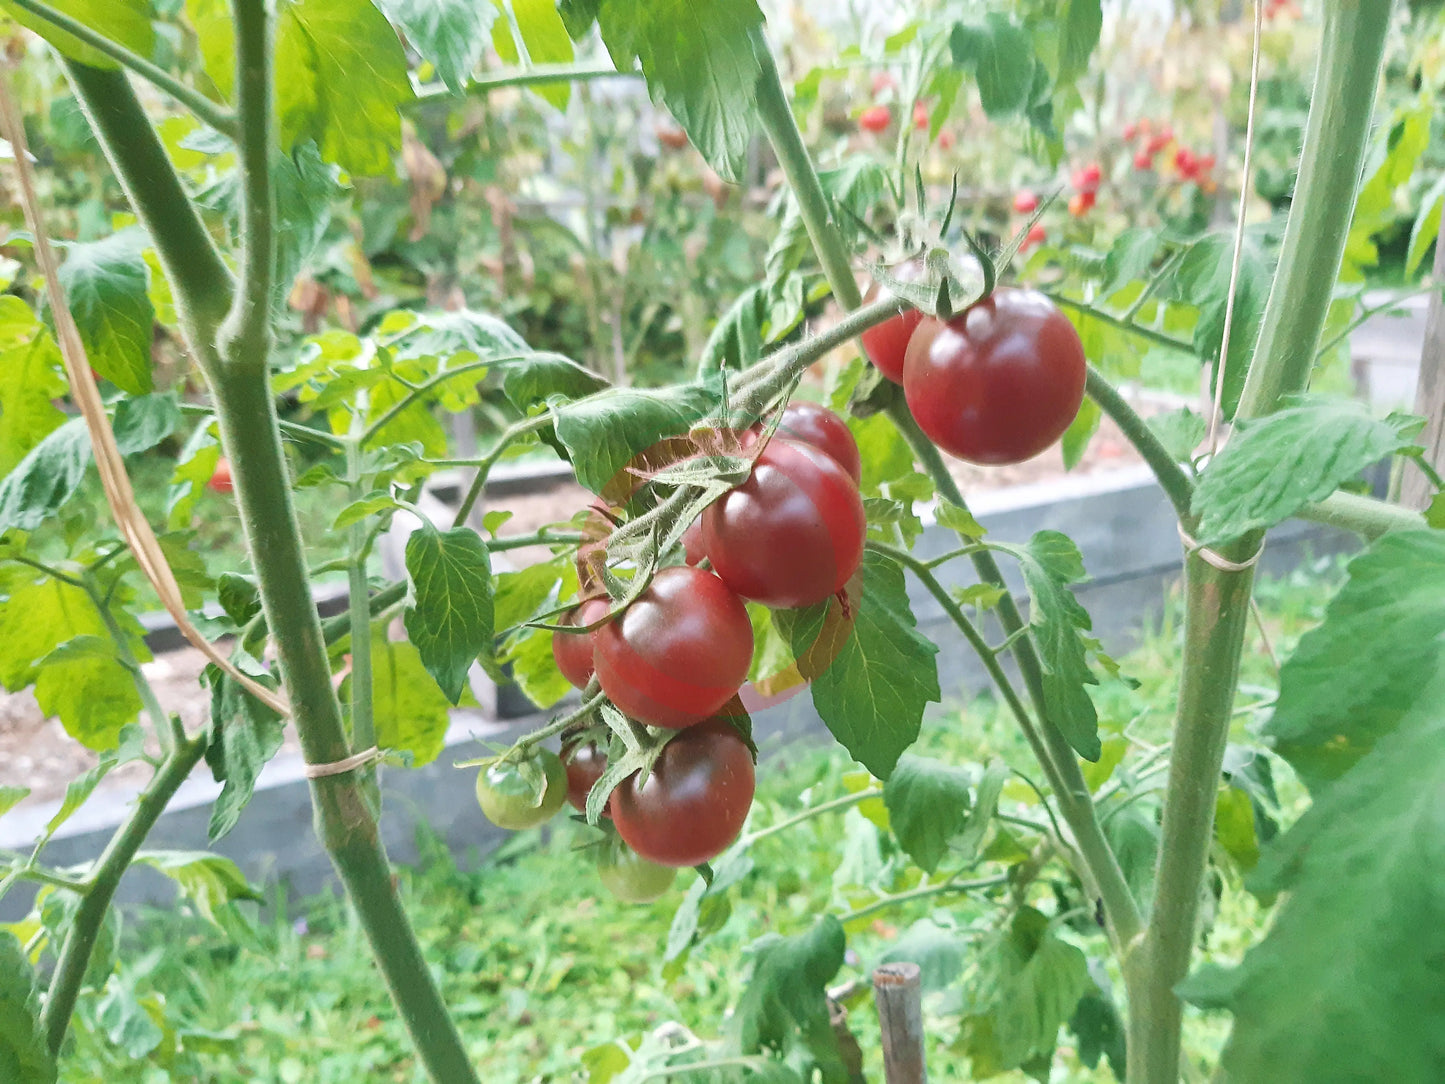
[1122,121,1139,141]
[903,287,1087,465]
[610,718,755,867]
[563,739,608,814]
[1068,191,1095,216]
[913,102,930,131]
[552,597,611,689]
[938,130,955,150]
[777,401,862,483]
[592,566,753,729]
[1134,149,1154,171]
[860,260,925,384]
[858,105,892,133]
[207,457,234,494]
[870,71,895,94]
[1146,129,1172,155]
[596,835,676,902]
[1022,223,1047,250]
[1072,163,1102,193]
[1013,190,1039,214]
[680,518,708,565]
[1195,153,1216,175]
[475,750,568,830]
[1174,147,1198,178]
[703,438,865,609]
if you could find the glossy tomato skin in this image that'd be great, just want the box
[610,719,755,868]
[207,457,234,494]
[703,439,865,609]
[596,835,676,903]
[563,739,609,814]
[777,401,862,483]
[552,597,611,689]
[680,518,708,565]
[860,261,925,384]
[903,288,1086,466]
[475,750,568,830]
[592,566,753,729]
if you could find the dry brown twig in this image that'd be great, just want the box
[0,67,289,719]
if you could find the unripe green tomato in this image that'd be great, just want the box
[475,750,567,830]
[596,836,677,903]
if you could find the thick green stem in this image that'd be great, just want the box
[63,63,233,339]
[1235,3,1391,418]
[1049,292,1196,358]
[12,0,236,133]
[1125,555,1255,1082]
[1294,490,1425,540]
[40,734,207,1052]
[1084,365,1194,519]
[751,27,863,310]
[887,400,1144,951]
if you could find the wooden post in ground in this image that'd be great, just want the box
[873,962,926,1083]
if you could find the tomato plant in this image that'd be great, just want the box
[562,739,609,814]
[475,751,568,831]
[552,597,611,689]
[860,261,926,383]
[595,834,677,903]
[776,401,862,482]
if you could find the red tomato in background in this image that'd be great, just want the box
[1134,150,1154,170]
[903,287,1087,465]
[871,71,895,94]
[1068,191,1096,216]
[1013,190,1039,214]
[1072,163,1102,193]
[1175,148,1198,178]
[858,105,892,133]
[1123,121,1139,141]
[591,566,752,729]
[552,597,611,689]
[207,457,234,494]
[860,260,925,384]
[703,439,865,609]
[913,102,930,130]
[1022,223,1047,250]
[776,401,862,483]
[562,739,609,814]
[610,718,755,868]
[938,130,955,150]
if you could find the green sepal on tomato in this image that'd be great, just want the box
[475,749,568,830]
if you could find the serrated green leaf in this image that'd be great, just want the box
[376,0,495,93]
[0,931,56,1084]
[0,418,90,533]
[1100,229,1163,297]
[343,632,452,765]
[883,755,972,873]
[32,728,145,855]
[595,0,763,183]
[1167,234,1269,418]
[94,980,163,1060]
[1146,407,1206,464]
[332,492,401,531]
[950,14,1036,119]
[1426,491,1445,529]
[1212,667,1445,1082]
[57,230,153,395]
[216,572,261,627]
[1266,530,1445,788]
[275,0,412,175]
[550,380,720,495]
[3,0,151,72]
[733,916,847,1075]
[133,851,262,926]
[508,0,574,108]
[874,918,969,993]
[996,531,1100,761]
[112,392,180,456]
[1056,0,1102,82]
[0,786,28,818]
[184,0,234,97]
[166,421,221,529]
[1406,174,1445,277]
[0,297,65,477]
[500,353,608,412]
[775,551,939,780]
[501,625,572,709]
[403,522,494,704]
[1068,972,1126,1077]
[1193,397,1423,545]
[1060,395,1099,470]
[205,652,284,842]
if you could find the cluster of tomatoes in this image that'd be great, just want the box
[476,401,869,902]
[1124,119,1218,192]
[863,274,1088,465]
[857,72,955,149]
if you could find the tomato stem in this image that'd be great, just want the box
[1083,364,1194,520]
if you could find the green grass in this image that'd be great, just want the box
[57,556,1347,1083]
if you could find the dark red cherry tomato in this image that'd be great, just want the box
[860,260,925,384]
[1072,163,1102,193]
[680,518,708,565]
[562,739,608,814]
[903,287,1086,466]
[552,597,611,689]
[610,718,755,868]
[703,438,865,609]
[776,401,862,483]
[591,566,753,729]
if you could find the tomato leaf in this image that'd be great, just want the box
[957,907,1091,1075]
[732,916,847,1076]
[595,0,764,184]
[1265,529,1445,789]
[1100,228,1162,298]
[873,918,969,993]
[403,522,495,704]
[950,14,1036,119]
[766,160,889,284]
[0,930,56,1084]
[775,551,939,780]
[1059,395,1100,470]
[501,0,575,109]
[57,230,154,395]
[376,0,495,93]
[549,380,720,495]
[1201,665,1445,1082]
[0,786,28,819]
[1192,397,1423,545]
[166,420,221,529]
[1406,173,1445,277]
[882,755,973,874]
[995,531,1101,761]
[1068,968,1127,1078]
[500,353,608,412]
[274,0,413,175]
[132,851,262,927]
[2,0,152,72]
[204,652,284,842]
[0,418,91,534]
[112,392,180,456]
[1146,407,1206,464]
[29,726,146,857]
[1056,0,1102,84]
[0,298,65,477]
[341,633,453,766]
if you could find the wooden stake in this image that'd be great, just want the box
[873,962,927,1083]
